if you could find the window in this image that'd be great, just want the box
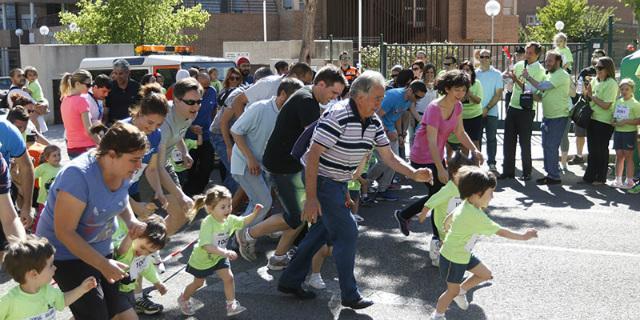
[526,15,540,26]
[405,0,426,28]
[502,0,514,16]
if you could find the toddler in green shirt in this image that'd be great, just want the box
[33,145,62,232]
[611,79,640,189]
[113,215,168,315]
[178,185,263,317]
[0,235,96,320]
[432,166,538,320]
[418,151,475,267]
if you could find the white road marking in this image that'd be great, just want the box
[485,242,640,258]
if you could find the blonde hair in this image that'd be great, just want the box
[619,78,636,90]
[554,33,567,47]
[60,69,92,98]
[188,185,232,220]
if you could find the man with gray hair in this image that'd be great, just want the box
[277,71,433,308]
[105,58,141,124]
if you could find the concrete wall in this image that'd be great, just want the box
[19,43,134,124]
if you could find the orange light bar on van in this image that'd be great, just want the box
[135,45,193,56]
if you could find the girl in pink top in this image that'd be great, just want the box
[395,70,483,236]
[60,70,101,158]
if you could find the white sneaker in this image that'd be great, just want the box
[453,293,469,310]
[306,273,326,289]
[226,300,247,316]
[151,251,165,274]
[177,295,195,316]
[429,239,441,267]
[352,214,364,222]
[431,313,447,320]
[622,179,635,190]
[609,180,623,188]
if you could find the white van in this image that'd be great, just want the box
[79,53,236,85]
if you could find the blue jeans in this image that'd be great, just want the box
[279,176,361,303]
[482,115,498,165]
[232,172,272,227]
[541,117,569,180]
[210,133,238,193]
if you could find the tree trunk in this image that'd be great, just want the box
[299,0,317,64]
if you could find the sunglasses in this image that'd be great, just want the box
[480,56,491,59]
[414,93,425,100]
[180,98,202,106]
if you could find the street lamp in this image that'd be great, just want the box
[555,21,565,32]
[485,0,501,43]
[39,25,50,43]
[15,28,23,45]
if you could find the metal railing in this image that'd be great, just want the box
[184,0,278,14]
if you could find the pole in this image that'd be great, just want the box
[607,15,613,58]
[329,34,334,65]
[491,16,495,43]
[263,0,267,42]
[358,0,362,71]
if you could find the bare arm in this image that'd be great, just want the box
[486,88,504,110]
[144,154,165,204]
[115,234,133,257]
[0,193,26,240]
[231,131,260,176]
[81,111,101,144]
[426,125,446,174]
[591,96,613,110]
[409,103,421,122]
[220,107,237,151]
[496,227,538,240]
[377,144,418,178]
[63,277,97,306]
[15,153,34,225]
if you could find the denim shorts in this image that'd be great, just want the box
[186,258,230,278]
[439,254,481,284]
[613,131,637,150]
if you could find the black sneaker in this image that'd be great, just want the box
[498,173,515,180]
[519,174,531,181]
[536,177,561,185]
[568,155,584,165]
[394,210,410,236]
[135,296,164,315]
[342,297,374,309]
[277,285,317,300]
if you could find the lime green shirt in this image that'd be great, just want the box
[425,180,461,240]
[440,200,501,264]
[0,284,65,320]
[462,81,484,119]
[27,79,44,102]
[613,97,640,132]
[348,158,370,191]
[34,163,61,204]
[172,139,198,173]
[188,214,246,270]
[555,47,573,70]
[590,77,618,124]
[448,132,460,144]
[509,61,546,109]
[115,240,160,292]
[541,69,571,119]
[211,80,223,93]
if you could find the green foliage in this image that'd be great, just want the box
[55,0,210,46]
[525,0,618,43]
[360,44,459,75]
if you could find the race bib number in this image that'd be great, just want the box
[464,234,482,253]
[614,104,630,120]
[446,197,462,214]
[28,307,55,320]
[129,255,149,279]
[171,148,183,163]
[213,233,229,248]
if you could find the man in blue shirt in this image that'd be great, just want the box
[184,72,218,196]
[367,81,426,201]
[476,49,504,173]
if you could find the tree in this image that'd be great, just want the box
[525,0,617,43]
[55,0,210,46]
[619,0,640,25]
[299,0,317,64]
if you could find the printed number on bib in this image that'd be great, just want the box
[28,307,56,320]
[213,233,229,248]
[129,255,149,279]
[614,105,630,120]
[171,148,183,163]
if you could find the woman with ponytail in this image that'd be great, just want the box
[60,69,101,158]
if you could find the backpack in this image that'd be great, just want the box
[290,120,318,162]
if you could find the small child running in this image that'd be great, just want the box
[0,235,96,320]
[418,151,475,267]
[432,166,538,320]
[178,185,263,316]
[113,215,169,315]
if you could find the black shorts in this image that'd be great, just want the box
[54,255,132,320]
[186,258,230,278]
[439,254,481,284]
[463,115,483,142]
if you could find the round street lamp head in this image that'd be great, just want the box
[69,22,78,32]
[39,25,50,36]
[485,0,501,17]
[15,28,23,37]
[555,21,565,31]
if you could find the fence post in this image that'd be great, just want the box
[329,34,334,65]
[379,33,386,77]
[608,15,614,58]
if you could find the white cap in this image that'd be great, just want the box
[175,69,190,82]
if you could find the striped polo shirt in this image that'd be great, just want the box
[303,98,389,182]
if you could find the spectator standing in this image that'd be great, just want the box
[83,74,111,125]
[60,70,102,158]
[237,57,254,85]
[459,61,484,152]
[208,67,223,93]
[475,49,504,172]
[105,59,141,124]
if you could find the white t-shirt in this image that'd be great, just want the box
[243,75,285,105]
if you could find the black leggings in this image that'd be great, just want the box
[399,162,446,222]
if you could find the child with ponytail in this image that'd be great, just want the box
[177,185,263,317]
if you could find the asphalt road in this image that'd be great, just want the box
[1,124,638,320]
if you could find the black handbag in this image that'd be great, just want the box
[571,95,592,128]
[519,92,534,111]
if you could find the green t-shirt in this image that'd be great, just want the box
[34,163,61,205]
[590,77,618,124]
[0,284,65,320]
[188,214,246,270]
[425,180,461,240]
[613,97,640,132]
[462,81,484,119]
[509,61,546,110]
[115,240,160,292]
[554,47,573,70]
[27,79,44,102]
[541,69,571,119]
[172,139,199,173]
[211,80,223,93]
[440,200,501,264]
